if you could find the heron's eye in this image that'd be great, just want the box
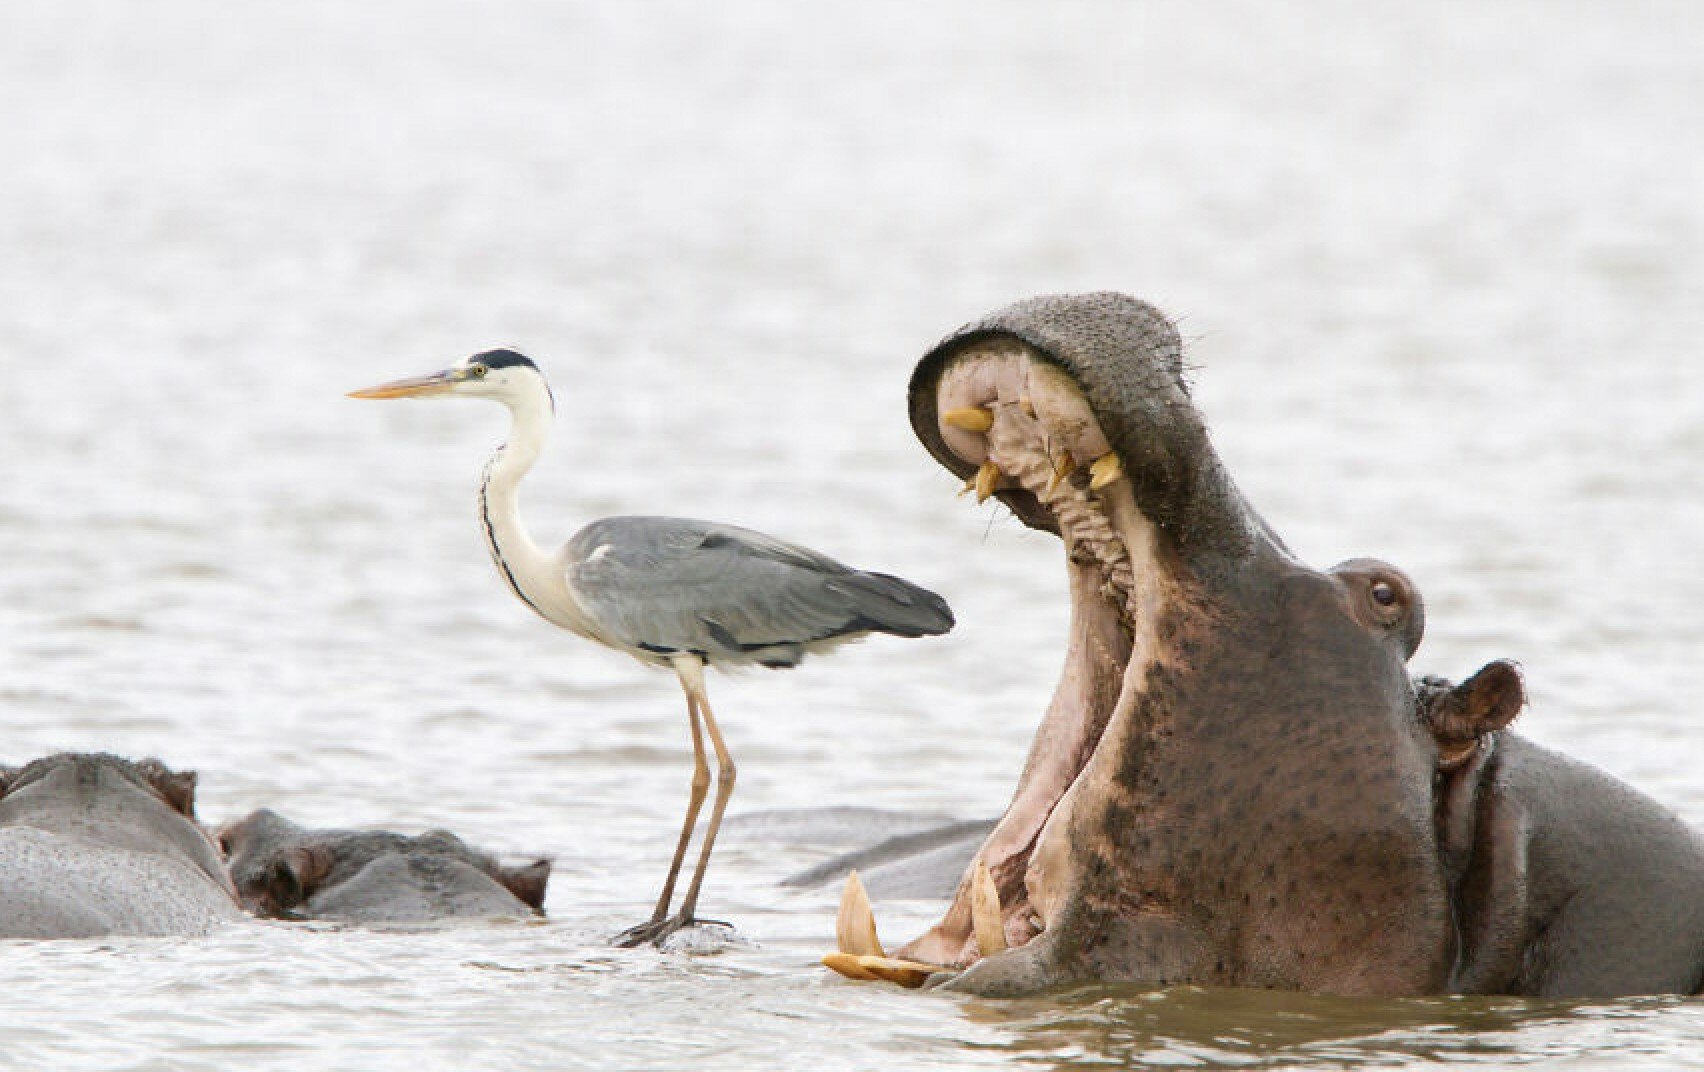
[1371,581,1399,608]
[468,364,489,379]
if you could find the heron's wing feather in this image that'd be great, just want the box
[564,517,951,664]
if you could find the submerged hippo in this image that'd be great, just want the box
[0,753,240,938]
[1419,662,1704,994]
[218,809,550,922]
[825,292,1704,998]
[783,817,996,900]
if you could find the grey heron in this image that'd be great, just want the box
[349,350,954,946]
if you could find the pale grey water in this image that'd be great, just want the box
[2,1,1703,1068]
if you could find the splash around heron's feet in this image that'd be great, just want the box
[613,914,743,952]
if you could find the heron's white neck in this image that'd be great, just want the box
[477,384,593,635]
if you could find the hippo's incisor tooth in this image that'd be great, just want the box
[835,870,884,957]
[1048,449,1075,492]
[971,859,1008,957]
[942,406,995,433]
[1089,452,1124,491]
[974,460,1003,503]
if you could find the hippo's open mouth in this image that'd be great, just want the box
[911,340,1181,962]
[828,298,1226,986]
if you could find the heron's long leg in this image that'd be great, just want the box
[674,660,736,922]
[646,675,711,922]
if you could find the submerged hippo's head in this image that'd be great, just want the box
[217,809,550,922]
[854,294,1469,994]
[0,752,230,892]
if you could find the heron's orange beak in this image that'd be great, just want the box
[347,369,461,399]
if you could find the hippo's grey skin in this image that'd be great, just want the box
[1419,662,1704,996]
[726,806,966,852]
[783,819,995,900]
[0,753,241,938]
[218,809,549,923]
[726,806,992,900]
[893,292,1704,998]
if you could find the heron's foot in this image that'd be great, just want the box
[613,913,737,951]
[612,916,676,948]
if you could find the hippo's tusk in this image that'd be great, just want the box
[975,461,1003,503]
[835,870,884,957]
[1049,449,1075,493]
[971,859,1008,957]
[822,953,951,988]
[943,406,995,433]
[826,872,954,987]
[821,952,882,981]
[851,955,948,988]
[1088,452,1123,491]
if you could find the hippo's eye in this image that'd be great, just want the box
[1366,577,1411,625]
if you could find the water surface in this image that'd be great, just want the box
[1,2,1702,1068]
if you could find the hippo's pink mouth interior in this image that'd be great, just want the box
[895,339,1189,969]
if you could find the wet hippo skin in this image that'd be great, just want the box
[819,669,1704,994]
[219,809,550,923]
[0,753,241,938]
[857,292,1704,998]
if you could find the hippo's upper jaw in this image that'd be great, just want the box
[858,294,1453,996]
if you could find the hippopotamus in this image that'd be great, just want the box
[1418,662,1704,994]
[783,817,995,900]
[823,292,1704,998]
[0,753,241,938]
[217,808,550,922]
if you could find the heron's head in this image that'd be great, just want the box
[348,349,553,409]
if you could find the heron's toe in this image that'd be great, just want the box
[612,918,675,948]
[613,914,742,952]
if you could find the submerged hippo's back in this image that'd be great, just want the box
[0,827,242,939]
[304,852,537,922]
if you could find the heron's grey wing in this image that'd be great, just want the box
[564,517,951,666]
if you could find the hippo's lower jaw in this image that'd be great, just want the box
[828,339,1202,991]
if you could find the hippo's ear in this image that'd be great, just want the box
[136,759,198,818]
[1424,660,1525,767]
[267,846,334,913]
[498,859,552,914]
